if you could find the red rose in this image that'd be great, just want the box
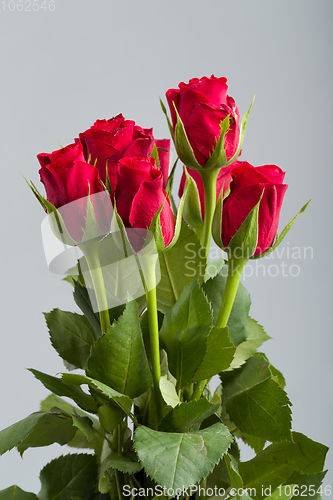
[38,142,111,243]
[115,157,175,248]
[166,75,240,167]
[78,114,170,190]
[222,162,288,257]
[178,160,242,219]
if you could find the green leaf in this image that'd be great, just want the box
[0,412,44,455]
[159,376,180,408]
[228,317,270,370]
[40,394,99,449]
[159,399,221,433]
[71,415,96,442]
[29,369,98,414]
[60,373,132,417]
[38,454,97,500]
[45,309,98,370]
[159,279,213,388]
[157,223,206,313]
[205,253,225,282]
[134,423,233,490]
[203,267,251,346]
[266,485,297,500]
[98,403,127,433]
[0,486,38,500]
[234,430,266,455]
[100,454,142,474]
[239,432,328,497]
[221,354,292,442]
[225,453,243,490]
[192,326,236,381]
[87,300,152,398]
[17,413,77,455]
[287,471,327,500]
[73,281,101,335]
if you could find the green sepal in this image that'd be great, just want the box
[160,97,175,141]
[173,103,203,171]
[252,199,311,259]
[150,143,161,169]
[164,169,192,251]
[224,94,255,168]
[148,198,167,253]
[165,158,179,199]
[204,115,230,170]
[182,166,204,242]
[212,182,224,249]
[227,191,263,259]
[24,177,77,246]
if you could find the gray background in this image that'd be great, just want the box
[0,0,332,493]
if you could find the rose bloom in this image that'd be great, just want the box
[78,114,170,190]
[166,75,240,166]
[222,162,288,257]
[115,157,175,249]
[38,142,111,242]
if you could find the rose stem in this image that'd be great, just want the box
[144,260,163,426]
[80,241,111,334]
[199,168,219,263]
[191,257,247,401]
[216,257,248,328]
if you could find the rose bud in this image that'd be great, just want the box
[166,75,240,171]
[115,157,175,250]
[38,142,111,243]
[221,162,288,258]
[78,114,170,189]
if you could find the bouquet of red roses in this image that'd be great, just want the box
[0,76,328,500]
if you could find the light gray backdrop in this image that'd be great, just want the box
[0,0,332,493]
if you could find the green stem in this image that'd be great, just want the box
[144,258,162,425]
[191,380,207,401]
[80,241,110,334]
[216,257,248,329]
[199,169,219,260]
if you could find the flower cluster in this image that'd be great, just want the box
[38,115,175,247]
[0,75,319,500]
